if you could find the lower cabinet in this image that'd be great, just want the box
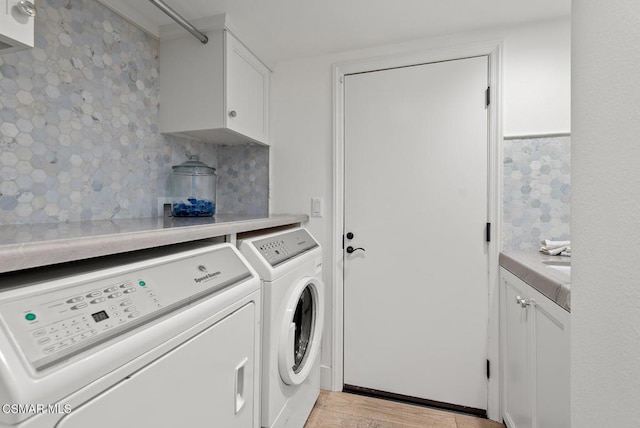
[500,268,570,428]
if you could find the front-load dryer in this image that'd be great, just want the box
[0,242,261,428]
[239,228,324,428]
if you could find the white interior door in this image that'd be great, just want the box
[343,56,490,412]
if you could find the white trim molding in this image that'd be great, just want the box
[331,40,503,422]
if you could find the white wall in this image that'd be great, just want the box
[572,2,640,427]
[270,17,571,388]
[504,20,571,136]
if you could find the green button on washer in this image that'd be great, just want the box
[138,281,146,287]
[25,313,36,321]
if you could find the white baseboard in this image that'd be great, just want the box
[320,364,335,390]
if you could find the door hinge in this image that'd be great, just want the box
[486,223,491,243]
[485,86,491,107]
[487,359,491,379]
[342,234,345,249]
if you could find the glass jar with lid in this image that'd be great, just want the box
[168,156,217,217]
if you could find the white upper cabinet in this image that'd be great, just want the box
[159,15,270,146]
[0,0,36,53]
[225,33,270,145]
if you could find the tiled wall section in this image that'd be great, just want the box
[0,0,268,225]
[217,144,269,215]
[502,135,571,251]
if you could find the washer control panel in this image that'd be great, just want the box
[253,228,319,266]
[0,245,251,372]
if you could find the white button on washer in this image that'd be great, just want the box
[33,329,46,338]
[128,312,140,318]
[71,303,88,310]
[87,291,102,298]
[123,288,136,294]
[67,296,84,304]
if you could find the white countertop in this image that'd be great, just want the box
[0,214,308,274]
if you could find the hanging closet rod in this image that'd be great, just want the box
[149,0,208,44]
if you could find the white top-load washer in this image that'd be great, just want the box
[239,228,324,428]
[0,241,261,428]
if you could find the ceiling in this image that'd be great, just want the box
[100,0,571,64]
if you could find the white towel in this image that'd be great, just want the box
[540,240,571,256]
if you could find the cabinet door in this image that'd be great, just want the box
[501,270,533,428]
[58,303,257,428]
[0,0,35,53]
[532,289,570,428]
[225,31,270,144]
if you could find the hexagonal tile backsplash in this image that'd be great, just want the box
[503,136,571,251]
[0,0,268,225]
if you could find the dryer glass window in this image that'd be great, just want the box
[292,285,315,373]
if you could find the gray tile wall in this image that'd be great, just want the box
[503,135,571,251]
[0,0,268,225]
[217,145,269,215]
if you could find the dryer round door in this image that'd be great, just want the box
[278,276,324,386]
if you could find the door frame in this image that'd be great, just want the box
[331,41,503,421]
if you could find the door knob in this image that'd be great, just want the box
[346,246,365,254]
[229,110,237,118]
[346,232,354,239]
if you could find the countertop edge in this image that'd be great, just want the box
[499,251,571,312]
[0,214,308,274]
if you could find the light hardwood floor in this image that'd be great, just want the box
[304,390,506,428]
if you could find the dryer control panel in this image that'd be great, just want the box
[253,228,319,267]
[0,245,252,372]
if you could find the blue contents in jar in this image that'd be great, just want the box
[172,198,215,217]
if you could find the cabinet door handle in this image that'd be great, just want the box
[16,0,37,17]
[515,295,533,308]
[229,110,237,118]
